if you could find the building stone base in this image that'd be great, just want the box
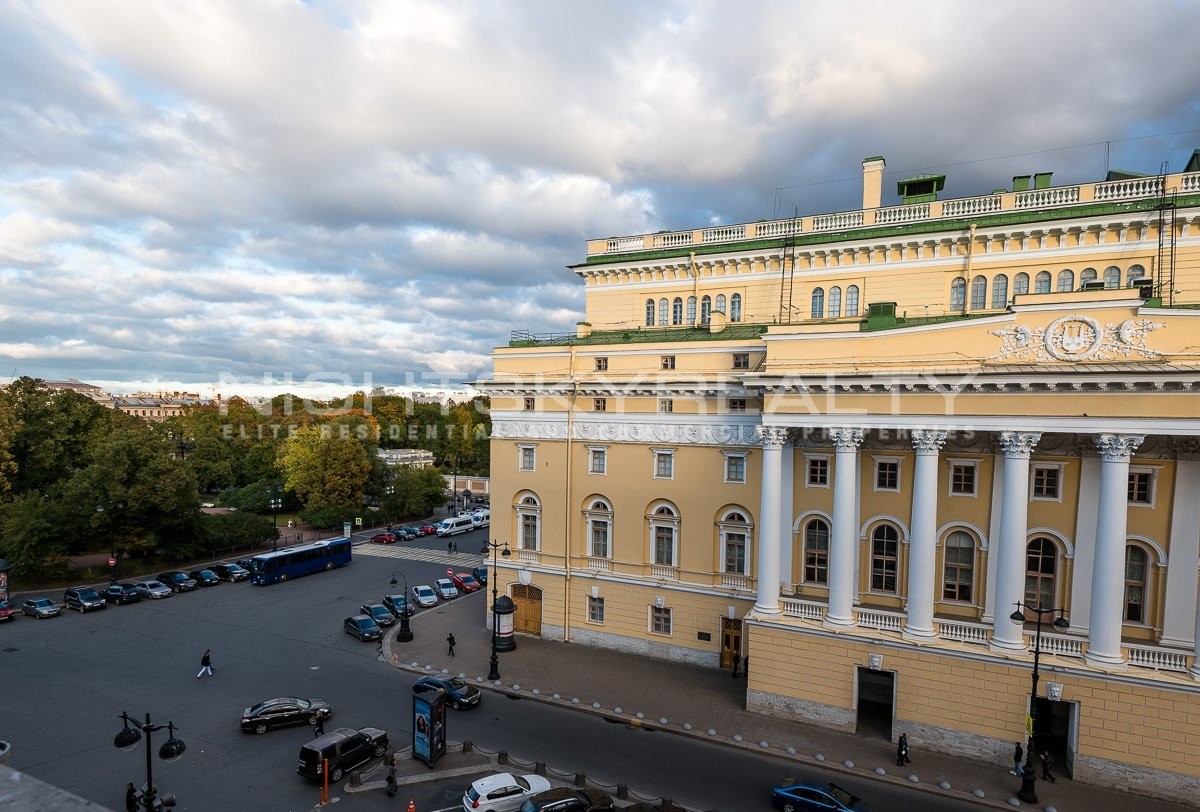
[745,689,856,732]
[568,626,720,668]
[1071,751,1200,807]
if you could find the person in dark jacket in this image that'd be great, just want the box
[1040,750,1056,782]
[126,782,138,812]
[896,733,911,766]
[1012,742,1024,775]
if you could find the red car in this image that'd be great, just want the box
[451,572,481,593]
[371,533,397,544]
[418,524,437,536]
[0,599,15,622]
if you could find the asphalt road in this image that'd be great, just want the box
[2,532,986,812]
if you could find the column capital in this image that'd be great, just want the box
[756,426,789,449]
[829,427,865,451]
[999,431,1041,459]
[911,429,948,455]
[1095,433,1145,463]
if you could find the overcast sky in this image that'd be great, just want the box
[2,0,1198,398]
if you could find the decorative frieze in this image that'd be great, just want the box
[990,316,1166,363]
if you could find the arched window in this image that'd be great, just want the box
[970,275,987,310]
[584,499,612,559]
[1127,264,1146,286]
[715,294,726,314]
[811,288,825,318]
[1080,268,1097,286]
[1124,545,1148,623]
[942,531,974,602]
[719,510,751,575]
[804,519,830,584]
[700,295,711,324]
[1013,272,1030,296]
[516,494,542,551]
[730,293,742,322]
[870,525,899,592]
[648,503,679,567]
[671,297,683,325]
[1034,271,1051,294]
[950,277,966,311]
[1103,266,1121,289]
[845,285,860,317]
[1023,537,1058,614]
[1056,269,1074,292]
[828,286,842,318]
[686,296,697,324]
[644,299,655,326]
[658,298,669,326]
[991,274,1009,308]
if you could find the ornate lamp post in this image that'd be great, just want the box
[1009,602,1069,803]
[388,570,414,642]
[268,482,282,551]
[484,539,511,681]
[114,711,186,811]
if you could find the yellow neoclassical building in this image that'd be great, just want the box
[478,151,1200,802]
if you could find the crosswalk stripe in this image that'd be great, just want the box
[353,545,485,566]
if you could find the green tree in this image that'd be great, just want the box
[0,492,68,579]
[278,424,371,511]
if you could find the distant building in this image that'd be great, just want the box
[112,394,201,422]
[40,378,113,406]
[378,449,436,468]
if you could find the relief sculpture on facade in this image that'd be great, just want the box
[989,315,1166,363]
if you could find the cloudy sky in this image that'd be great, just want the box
[2,0,1198,398]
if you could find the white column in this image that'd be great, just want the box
[779,438,795,594]
[825,428,864,628]
[1068,455,1102,637]
[905,429,946,639]
[754,427,788,614]
[1162,459,1200,647]
[991,431,1041,652]
[1085,433,1143,668]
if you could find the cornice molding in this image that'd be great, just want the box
[492,416,762,446]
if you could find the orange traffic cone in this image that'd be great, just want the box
[407,800,416,812]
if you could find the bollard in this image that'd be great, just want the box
[535,761,546,775]
[574,772,587,788]
[462,741,473,754]
[498,751,509,765]
[348,770,362,787]
[616,785,628,800]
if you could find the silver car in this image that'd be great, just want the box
[22,597,61,618]
[135,580,172,599]
[411,584,438,608]
[433,578,459,600]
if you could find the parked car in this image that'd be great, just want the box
[770,779,871,812]
[414,675,481,710]
[188,569,220,587]
[344,615,382,641]
[433,578,459,600]
[382,593,414,618]
[411,585,438,608]
[297,726,388,782]
[135,580,172,599]
[241,696,331,735]
[63,586,107,613]
[418,523,437,536]
[462,772,552,812]
[212,563,249,582]
[22,597,61,618]
[359,603,395,627]
[370,532,397,544]
[395,526,420,540]
[473,566,488,587]
[517,787,613,812]
[104,583,141,605]
[0,599,16,622]
[451,572,481,593]
[157,571,198,592]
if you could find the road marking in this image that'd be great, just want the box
[354,546,485,566]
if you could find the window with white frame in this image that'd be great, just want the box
[991,274,1009,308]
[518,444,536,471]
[1127,264,1146,286]
[587,596,605,623]
[650,605,672,634]
[874,458,900,491]
[949,460,977,496]
[661,355,676,370]
[846,284,860,316]
[658,398,673,413]
[671,297,683,325]
[970,275,987,309]
[1128,467,1156,506]
[1024,537,1058,612]
[644,299,654,326]
[687,296,697,323]
[1013,272,1030,296]
[942,530,975,602]
[807,456,829,487]
[950,277,966,310]
[719,510,751,575]
[870,524,900,592]
[648,504,678,566]
[728,398,747,412]
[1057,269,1074,292]
[1034,271,1052,293]
[1031,464,1062,500]
[732,352,749,369]
[811,287,825,318]
[593,397,607,412]
[804,518,830,584]
[1103,265,1121,288]
[730,293,742,321]
[828,286,842,318]
[653,448,674,479]
[723,452,747,484]
[658,298,668,325]
[700,295,711,323]
[516,494,541,550]
[588,447,606,475]
[594,357,608,371]
[715,293,726,313]
[523,397,535,411]
[1124,545,1148,623]
[584,499,612,558]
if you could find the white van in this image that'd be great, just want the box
[436,515,475,537]
[471,509,490,528]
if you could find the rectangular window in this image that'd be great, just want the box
[593,398,606,412]
[590,521,609,557]
[587,596,605,623]
[523,397,535,411]
[519,445,535,471]
[732,352,749,369]
[589,448,606,475]
[594,357,608,371]
[875,459,899,491]
[724,533,747,574]
[654,450,674,479]
[1128,471,1153,504]
[807,457,829,487]
[658,398,673,413]
[871,538,898,592]
[724,454,746,483]
[1032,466,1060,499]
[661,355,676,370]
[653,526,674,565]
[728,398,747,412]
[651,606,672,634]
[950,463,976,496]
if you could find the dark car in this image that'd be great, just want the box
[518,787,613,812]
[395,526,420,540]
[472,566,488,587]
[771,779,871,812]
[188,569,220,587]
[211,563,249,582]
[344,615,382,641]
[157,571,198,592]
[381,593,414,618]
[63,586,107,612]
[0,600,15,622]
[413,675,481,711]
[22,597,61,618]
[370,532,396,544]
[241,696,331,735]
[104,583,141,605]
[297,726,388,782]
[359,602,395,627]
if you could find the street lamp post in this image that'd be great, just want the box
[268,483,282,551]
[484,539,511,681]
[114,711,185,811]
[388,570,414,642]
[1009,602,1069,804]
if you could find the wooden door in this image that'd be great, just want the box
[719,617,742,668]
[511,584,542,635]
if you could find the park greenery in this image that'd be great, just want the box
[0,378,490,581]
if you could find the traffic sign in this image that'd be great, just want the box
[108,557,116,567]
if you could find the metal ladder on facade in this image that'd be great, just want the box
[777,210,799,323]
[1155,167,1177,306]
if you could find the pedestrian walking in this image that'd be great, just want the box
[1040,750,1056,782]
[313,711,325,737]
[196,649,213,678]
[896,733,911,766]
[385,764,397,797]
[125,782,138,812]
[1011,742,1024,775]
[731,653,740,678]
[446,632,456,657]
[448,539,453,555]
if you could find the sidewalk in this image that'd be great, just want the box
[378,583,1197,812]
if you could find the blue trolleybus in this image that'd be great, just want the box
[248,537,352,585]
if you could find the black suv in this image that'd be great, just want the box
[296,727,388,782]
[519,788,613,812]
[382,593,414,617]
[211,563,249,582]
[157,571,198,592]
[188,569,220,586]
[63,586,107,613]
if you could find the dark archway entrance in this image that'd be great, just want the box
[855,667,894,740]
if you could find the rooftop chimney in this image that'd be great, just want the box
[862,156,885,209]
